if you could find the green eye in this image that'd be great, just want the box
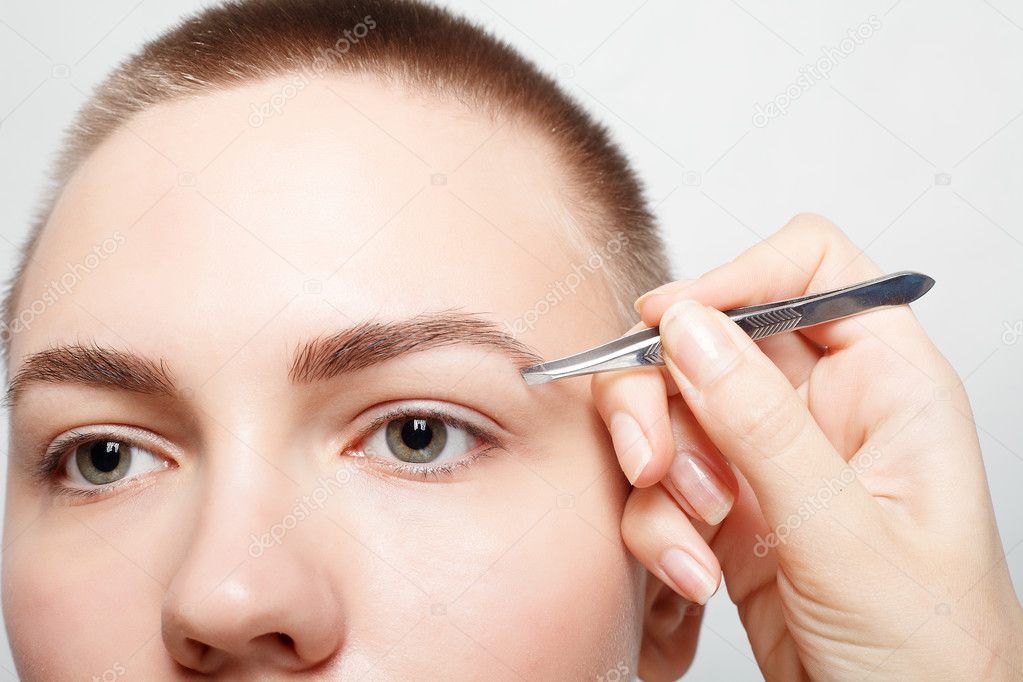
[384,417,448,463]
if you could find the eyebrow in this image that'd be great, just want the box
[289,310,544,383]
[4,311,544,408]
[3,342,178,408]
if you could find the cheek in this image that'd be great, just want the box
[2,529,162,679]
[347,431,642,676]
[444,496,644,676]
[349,500,643,677]
[452,403,642,674]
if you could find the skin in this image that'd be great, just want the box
[2,75,702,679]
[6,70,1018,682]
[595,215,1023,679]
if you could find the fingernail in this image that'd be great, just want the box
[659,299,739,386]
[666,454,734,525]
[659,547,718,604]
[633,279,694,313]
[609,411,653,484]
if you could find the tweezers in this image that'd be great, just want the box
[520,270,934,385]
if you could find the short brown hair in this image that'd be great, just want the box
[2,0,672,362]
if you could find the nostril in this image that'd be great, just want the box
[181,637,213,671]
[184,637,210,660]
[276,632,295,649]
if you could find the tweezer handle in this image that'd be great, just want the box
[519,271,934,384]
[640,271,928,365]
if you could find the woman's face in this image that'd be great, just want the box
[2,76,644,678]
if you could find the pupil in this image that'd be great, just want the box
[401,418,433,451]
[90,441,122,473]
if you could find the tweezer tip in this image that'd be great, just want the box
[520,366,555,385]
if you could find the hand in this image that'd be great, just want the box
[593,214,1023,680]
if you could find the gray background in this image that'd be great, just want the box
[1,0,1021,679]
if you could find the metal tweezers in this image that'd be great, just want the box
[520,271,934,385]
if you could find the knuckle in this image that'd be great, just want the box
[590,365,659,414]
[590,370,614,401]
[787,211,838,235]
[720,381,811,457]
[784,212,853,246]
[590,367,632,405]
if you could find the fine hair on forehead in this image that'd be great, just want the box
[1,0,673,365]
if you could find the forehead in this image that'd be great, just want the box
[9,75,622,377]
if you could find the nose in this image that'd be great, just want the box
[161,473,346,674]
[163,562,345,673]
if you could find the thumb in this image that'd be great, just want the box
[657,299,878,555]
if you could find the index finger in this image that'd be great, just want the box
[635,213,929,351]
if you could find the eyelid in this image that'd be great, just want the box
[342,400,506,477]
[347,399,507,450]
[35,424,178,490]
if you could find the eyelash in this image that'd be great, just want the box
[35,426,169,501]
[35,406,504,498]
[343,405,505,480]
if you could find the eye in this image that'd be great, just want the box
[350,405,502,476]
[381,416,451,464]
[38,427,173,496]
[65,439,166,487]
[366,415,478,466]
